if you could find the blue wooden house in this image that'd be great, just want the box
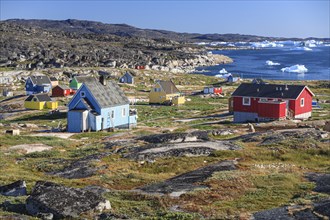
[25,76,52,95]
[67,76,137,133]
[119,72,134,84]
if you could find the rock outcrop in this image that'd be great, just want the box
[139,160,237,196]
[0,180,27,196]
[26,181,111,219]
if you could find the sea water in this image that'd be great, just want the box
[195,46,330,81]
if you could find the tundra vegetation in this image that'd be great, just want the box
[0,68,329,219]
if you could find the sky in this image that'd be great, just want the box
[0,0,329,38]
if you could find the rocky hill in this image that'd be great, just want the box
[0,19,235,71]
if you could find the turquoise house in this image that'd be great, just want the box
[67,76,137,133]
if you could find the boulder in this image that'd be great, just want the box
[0,180,27,196]
[26,181,111,219]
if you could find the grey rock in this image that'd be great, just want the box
[26,181,111,219]
[306,173,330,194]
[0,180,27,196]
[48,153,111,179]
[139,160,236,195]
[137,131,209,144]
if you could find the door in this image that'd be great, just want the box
[285,100,290,116]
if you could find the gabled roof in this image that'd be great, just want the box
[158,80,180,94]
[76,77,129,108]
[29,76,51,85]
[25,94,52,102]
[232,83,314,99]
[123,72,133,78]
[55,85,70,90]
[74,76,91,83]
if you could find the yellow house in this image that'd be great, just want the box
[24,94,58,110]
[149,80,185,105]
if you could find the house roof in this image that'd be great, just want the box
[158,80,180,94]
[25,94,52,102]
[232,83,313,99]
[79,77,130,108]
[50,77,58,81]
[55,85,70,90]
[123,72,133,78]
[29,76,51,85]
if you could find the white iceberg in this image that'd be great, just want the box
[281,64,308,73]
[215,73,232,79]
[219,68,228,74]
[291,47,312,51]
[266,60,281,66]
[251,41,284,48]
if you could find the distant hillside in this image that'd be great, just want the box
[0,19,327,70]
[1,19,293,42]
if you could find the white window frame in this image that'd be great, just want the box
[243,97,251,106]
[300,98,304,107]
[80,91,86,97]
[122,108,126,117]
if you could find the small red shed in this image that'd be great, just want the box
[135,65,145,70]
[231,83,314,122]
[52,85,72,97]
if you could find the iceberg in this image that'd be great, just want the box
[215,73,232,79]
[291,47,312,51]
[219,68,228,74]
[266,60,281,66]
[251,41,284,48]
[281,64,308,73]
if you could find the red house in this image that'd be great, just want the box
[52,85,72,97]
[231,83,314,122]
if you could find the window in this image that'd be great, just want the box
[260,98,267,102]
[243,97,251,106]
[111,110,115,119]
[300,98,304,107]
[80,91,85,97]
[33,98,37,102]
[122,108,126,117]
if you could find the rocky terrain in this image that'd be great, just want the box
[0,19,232,72]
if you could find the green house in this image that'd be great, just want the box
[69,77,83,90]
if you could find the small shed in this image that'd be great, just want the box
[119,72,134,84]
[50,77,59,87]
[227,74,240,83]
[2,88,13,97]
[24,94,58,110]
[52,85,72,97]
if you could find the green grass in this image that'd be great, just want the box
[0,135,77,148]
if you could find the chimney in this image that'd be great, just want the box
[99,75,106,86]
[285,84,289,90]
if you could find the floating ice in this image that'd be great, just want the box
[266,60,281,66]
[251,41,284,48]
[281,64,308,73]
[215,73,232,78]
[219,68,228,74]
[291,47,313,51]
